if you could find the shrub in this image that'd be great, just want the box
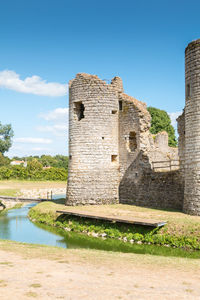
[0,165,67,181]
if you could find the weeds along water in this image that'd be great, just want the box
[34,221,200,259]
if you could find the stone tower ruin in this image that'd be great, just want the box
[182,39,200,215]
[67,74,121,205]
[67,73,182,208]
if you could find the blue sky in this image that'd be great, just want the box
[0,0,199,157]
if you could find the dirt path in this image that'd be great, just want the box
[0,241,200,299]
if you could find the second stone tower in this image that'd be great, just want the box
[184,39,200,215]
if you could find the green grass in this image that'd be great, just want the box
[28,202,200,255]
[0,189,19,197]
[0,179,66,198]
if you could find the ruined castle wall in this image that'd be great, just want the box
[118,96,142,178]
[67,72,184,210]
[67,74,120,205]
[118,93,152,179]
[118,95,183,210]
[177,111,185,181]
[119,153,183,210]
[184,40,200,215]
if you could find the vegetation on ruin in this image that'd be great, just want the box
[28,202,200,253]
[147,106,177,147]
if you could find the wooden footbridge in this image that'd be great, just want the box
[56,209,167,228]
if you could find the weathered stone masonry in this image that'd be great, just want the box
[177,39,200,216]
[67,74,120,205]
[67,73,182,209]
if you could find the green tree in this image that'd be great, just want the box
[147,107,177,147]
[54,155,68,169]
[0,153,10,167]
[0,123,14,154]
[27,159,43,174]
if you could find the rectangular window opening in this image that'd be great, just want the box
[129,132,137,152]
[119,100,123,111]
[186,83,190,98]
[74,101,85,121]
[112,110,117,114]
[111,155,118,162]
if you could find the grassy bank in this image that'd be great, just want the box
[0,180,66,197]
[0,189,20,197]
[0,238,200,268]
[29,201,200,253]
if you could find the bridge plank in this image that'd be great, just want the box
[56,210,167,227]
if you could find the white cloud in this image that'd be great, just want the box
[37,124,68,136]
[38,107,69,136]
[168,111,182,127]
[31,147,49,151]
[0,70,67,97]
[14,137,52,144]
[39,107,69,121]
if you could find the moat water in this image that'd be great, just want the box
[0,201,69,248]
[0,199,200,259]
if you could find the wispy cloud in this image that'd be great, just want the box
[31,147,49,151]
[0,70,67,97]
[38,107,69,136]
[168,111,182,127]
[39,107,69,121]
[14,137,52,144]
[37,124,68,136]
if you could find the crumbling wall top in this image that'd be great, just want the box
[111,76,124,93]
[68,73,100,88]
[120,93,150,119]
[185,39,200,53]
[69,73,124,93]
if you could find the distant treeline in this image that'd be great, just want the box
[0,154,68,181]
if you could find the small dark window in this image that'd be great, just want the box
[119,101,123,111]
[111,155,117,162]
[112,110,117,114]
[186,84,190,98]
[74,101,85,121]
[129,132,137,152]
[102,137,104,140]
[69,155,72,160]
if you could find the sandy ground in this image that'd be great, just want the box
[0,241,200,299]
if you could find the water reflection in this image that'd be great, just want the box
[0,202,67,248]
